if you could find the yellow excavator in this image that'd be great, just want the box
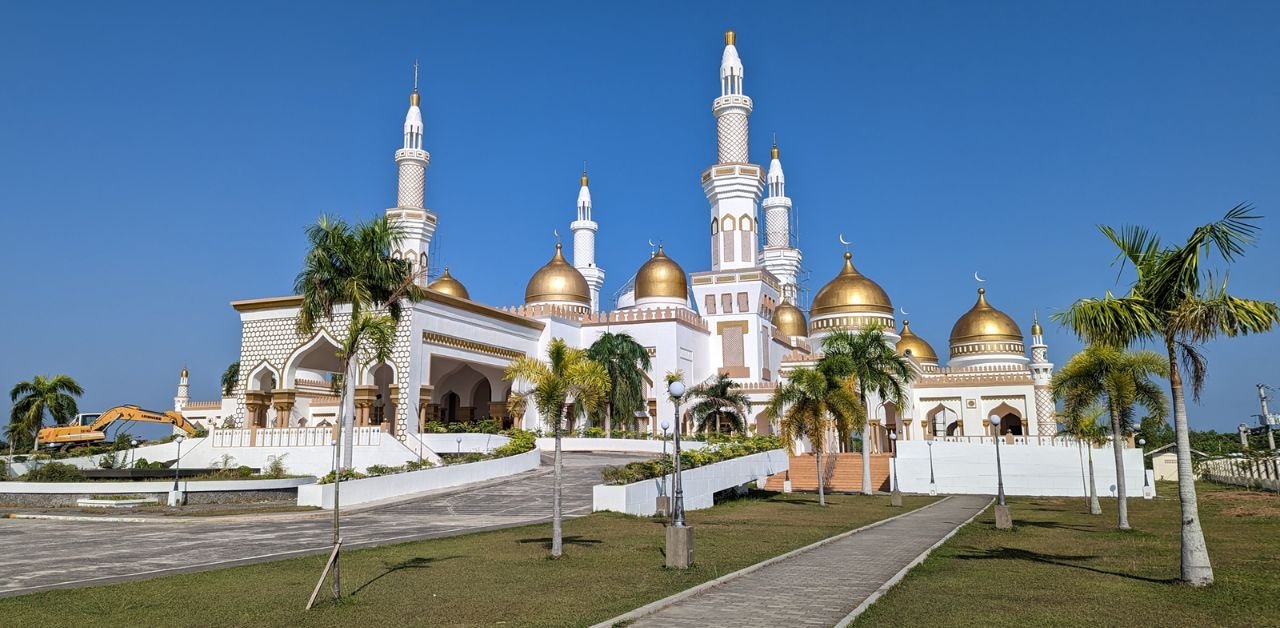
[37,405,200,449]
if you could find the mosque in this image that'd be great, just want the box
[175,31,1057,452]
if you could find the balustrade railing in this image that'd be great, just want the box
[210,426,382,448]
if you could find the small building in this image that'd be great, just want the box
[1144,443,1209,481]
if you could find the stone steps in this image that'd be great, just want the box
[764,453,892,492]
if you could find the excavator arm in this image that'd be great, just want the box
[37,404,199,447]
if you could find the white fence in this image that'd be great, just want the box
[297,447,542,509]
[894,440,1147,497]
[535,437,707,455]
[592,449,789,517]
[1200,456,1280,491]
[211,426,382,448]
[0,477,314,495]
[932,435,1118,448]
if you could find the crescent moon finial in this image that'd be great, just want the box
[838,233,851,248]
[553,228,560,243]
[974,271,985,283]
[900,307,910,316]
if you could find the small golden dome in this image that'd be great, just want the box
[949,288,1023,345]
[427,267,470,300]
[525,243,590,305]
[1030,312,1043,336]
[725,30,736,45]
[810,252,893,317]
[180,366,188,378]
[635,245,688,301]
[772,299,808,338]
[896,320,938,364]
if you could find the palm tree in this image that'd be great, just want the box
[1059,405,1108,515]
[685,374,752,434]
[221,361,240,397]
[505,338,609,558]
[1051,345,1168,530]
[294,214,427,469]
[9,374,83,451]
[820,327,915,495]
[1055,204,1279,586]
[585,332,651,434]
[765,366,862,505]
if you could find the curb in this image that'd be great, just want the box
[3,513,184,524]
[591,496,956,628]
[833,496,994,627]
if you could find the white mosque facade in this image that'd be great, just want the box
[176,31,1058,452]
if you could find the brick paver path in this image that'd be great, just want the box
[625,494,990,627]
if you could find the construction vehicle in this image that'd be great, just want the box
[36,405,200,449]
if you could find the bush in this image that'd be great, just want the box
[490,429,536,458]
[583,427,606,438]
[422,421,447,433]
[235,465,253,478]
[193,429,209,438]
[0,459,8,480]
[23,462,87,482]
[264,454,288,479]
[365,464,403,477]
[317,468,368,484]
[600,435,782,485]
[97,451,123,469]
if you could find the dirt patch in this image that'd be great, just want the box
[1202,489,1280,518]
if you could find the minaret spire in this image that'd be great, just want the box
[387,62,436,289]
[571,165,605,312]
[760,136,801,292]
[174,366,190,412]
[702,29,763,272]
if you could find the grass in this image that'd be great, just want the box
[0,491,934,627]
[855,482,1280,628]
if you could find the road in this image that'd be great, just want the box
[0,452,637,598]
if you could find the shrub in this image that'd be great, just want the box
[423,421,447,433]
[317,468,368,484]
[235,465,253,478]
[97,452,123,469]
[404,459,435,471]
[365,464,403,477]
[491,429,536,458]
[264,454,288,479]
[583,427,606,438]
[23,462,87,482]
[193,429,209,438]
[0,459,8,480]
[601,435,782,485]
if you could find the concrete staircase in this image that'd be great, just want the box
[764,453,892,493]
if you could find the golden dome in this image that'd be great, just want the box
[180,366,188,378]
[525,243,590,305]
[949,288,1023,344]
[896,320,938,364]
[635,245,688,301]
[771,299,808,338]
[1030,312,1043,336]
[427,267,470,300]
[810,252,893,317]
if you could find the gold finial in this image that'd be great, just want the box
[581,161,588,187]
[409,60,421,106]
[725,30,736,45]
[180,365,188,378]
[978,287,986,295]
[1031,310,1043,336]
[770,137,779,160]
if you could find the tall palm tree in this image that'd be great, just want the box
[9,374,83,451]
[505,338,609,558]
[294,214,427,469]
[821,327,915,495]
[1055,204,1279,586]
[1051,345,1168,530]
[221,361,240,397]
[1059,405,1108,516]
[765,366,862,505]
[685,374,752,434]
[585,332,651,434]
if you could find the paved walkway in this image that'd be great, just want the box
[0,453,639,598]
[621,494,991,628]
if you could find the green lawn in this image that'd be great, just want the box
[0,491,934,627]
[855,482,1280,628]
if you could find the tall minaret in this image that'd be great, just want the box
[758,140,802,296]
[1029,314,1056,435]
[571,166,605,312]
[702,29,764,272]
[387,62,436,286]
[174,366,189,412]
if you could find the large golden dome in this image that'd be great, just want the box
[771,298,808,338]
[525,243,590,305]
[895,320,938,364]
[949,288,1023,344]
[811,252,893,317]
[427,267,470,300]
[635,245,687,300]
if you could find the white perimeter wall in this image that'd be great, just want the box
[0,477,313,494]
[895,441,1147,497]
[593,449,789,516]
[535,437,706,455]
[297,447,541,509]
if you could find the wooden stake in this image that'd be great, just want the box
[306,538,342,610]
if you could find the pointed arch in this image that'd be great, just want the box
[738,214,753,232]
[721,215,737,231]
[245,360,280,392]
[282,329,344,388]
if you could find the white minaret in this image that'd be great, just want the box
[174,366,189,412]
[1029,314,1056,435]
[702,30,764,272]
[387,62,436,286]
[758,140,802,295]
[571,167,605,312]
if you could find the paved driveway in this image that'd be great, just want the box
[0,452,638,597]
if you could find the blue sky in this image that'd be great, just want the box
[1,1,1277,436]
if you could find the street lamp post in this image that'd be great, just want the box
[889,431,902,507]
[456,437,463,455]
[1138,437,1153,499]
[927,440,937,496]
[656,420,671,517]
[989,415,1011,529]
[665,381,693,569]
[168,435,186,507]
[130,439,138,470]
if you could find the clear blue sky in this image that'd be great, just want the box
[2,1,1277,437]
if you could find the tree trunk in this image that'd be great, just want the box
[551,405,565,559]
[1108,398,1130,530]
[604,402,612,437]
[1167,341,1213,585]
[816,450,825,506]
[1087,444,1102,515]
[341,360,357,470]
[860,390,873,495]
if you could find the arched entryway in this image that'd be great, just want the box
[988,402,1024,436]
[926,403,960,437]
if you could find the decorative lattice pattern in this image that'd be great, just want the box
[398,162,425,208]
[765,207,788,247]
[1034,386,1057,435]
[717,113,749,163]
